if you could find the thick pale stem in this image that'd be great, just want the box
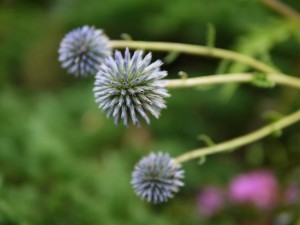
[164,73,300,89]
[110,40,277,73]
[174,109,300,164]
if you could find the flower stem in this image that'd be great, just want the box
[260,0,300,22]
[173,108,300,164]
[110,40,277,73]
[164,73,300,89]
[110,40,300,165]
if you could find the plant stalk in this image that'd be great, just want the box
[110,40,277,73]
[260,0,300,22]
[164,73,300,89]
[174,108,300,164]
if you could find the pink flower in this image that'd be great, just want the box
[197,186,225,218]
[283,183,300,205]
[229,170,279,210]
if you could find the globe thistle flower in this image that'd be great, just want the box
[93,48,169,126]
[131,152,184,204]
[58,25,111,77]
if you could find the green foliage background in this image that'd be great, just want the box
[1,0,300,224]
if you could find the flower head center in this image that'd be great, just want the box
[122,82,129,88]
[78,45,88,55]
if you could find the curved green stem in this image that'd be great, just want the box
[164,73,300,89]
[260,0,300,22]
[110,40,277,73]
[110,40,300,165]
[174,108,300,164]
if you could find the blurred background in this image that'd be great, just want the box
[1,0,300,224]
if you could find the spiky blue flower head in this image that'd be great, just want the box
[58,25,111,77]
[93,48,169,126]
[131,152,184,204]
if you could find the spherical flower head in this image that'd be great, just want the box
[197,186,225,218]
[93,48,169,126]
[131,152,184,204]
[58,25,111,77]
[229,170,279,210]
